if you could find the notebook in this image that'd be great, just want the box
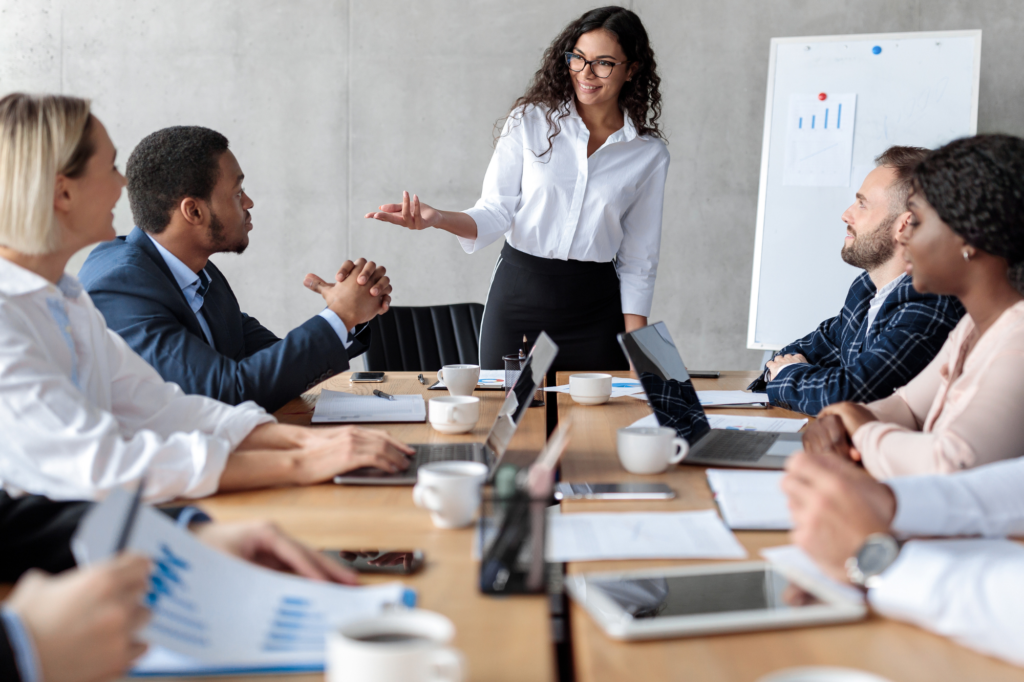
[311,390,426,423]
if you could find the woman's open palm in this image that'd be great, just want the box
[365,190,441,231]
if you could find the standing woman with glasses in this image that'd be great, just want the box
[366,6,668,370]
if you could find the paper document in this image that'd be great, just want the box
[544,378,646,398]
[435,369,506,390]
[627,414,806,433]
[546,510,747,562]
[312,389,426,423]
[761,545,865,604]
[783,93,857,187]
[697,390,769,407]
[706,469,792,530]
[73,488,411,674]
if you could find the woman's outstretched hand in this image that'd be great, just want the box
[365,191,442,231]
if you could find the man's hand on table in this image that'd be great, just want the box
[293,425,414,480]
[816,402,878,461]
[781,444,897,584]
[766,353,808,380]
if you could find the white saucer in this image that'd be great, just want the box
[571,394,610,405]
[757,667,893,682]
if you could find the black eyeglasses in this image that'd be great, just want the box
[564,52,628,79]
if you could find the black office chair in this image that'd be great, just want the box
[362,303,485,371]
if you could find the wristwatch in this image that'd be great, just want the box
[845,533,902,589]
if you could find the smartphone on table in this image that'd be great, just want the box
[554,483,676,500]
[350,372,385,383]
[321,549,425,575]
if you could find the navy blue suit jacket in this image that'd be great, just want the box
[79,227,369,413]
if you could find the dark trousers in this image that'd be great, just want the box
[479,243,629,372]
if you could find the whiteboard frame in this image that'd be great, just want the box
[746,29,982,350]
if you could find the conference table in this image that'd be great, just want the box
[130,370,1024,681]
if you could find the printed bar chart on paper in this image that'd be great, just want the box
[783,93,857,187]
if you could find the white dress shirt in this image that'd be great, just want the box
[0,258,274,504]
[461,102,670,317]
[865,458,1024,666]
[146,232,353,349]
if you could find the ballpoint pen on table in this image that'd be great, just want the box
[115,476,147,552]
[373,389,396,401]
[417,373,428,385]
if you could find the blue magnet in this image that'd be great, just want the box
[872,45,882,55]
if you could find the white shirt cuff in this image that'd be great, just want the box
[461,206,507,254]
[318,309,355,349]
[888,475,954,537]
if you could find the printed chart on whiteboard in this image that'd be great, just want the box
[783,93,856,187]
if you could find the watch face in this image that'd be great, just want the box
[856,535,900,578]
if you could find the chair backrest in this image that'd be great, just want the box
[363,303,485,371]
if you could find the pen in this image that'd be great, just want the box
[417,373,428,385]
[115,476,147,552]
[373,389,396,401]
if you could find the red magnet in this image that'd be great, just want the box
[818,92,827,101]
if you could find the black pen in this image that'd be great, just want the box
[373,389,396,401]
[417,373,428,385]
[115,476,147,552]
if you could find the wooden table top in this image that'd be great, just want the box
[191,372,556,682]
[556,370,1024,682]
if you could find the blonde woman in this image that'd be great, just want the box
[0,93,413,504]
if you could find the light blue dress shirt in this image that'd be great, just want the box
[145,233,353,349]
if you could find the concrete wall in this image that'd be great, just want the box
[2,0,1022,370]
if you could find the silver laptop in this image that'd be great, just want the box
[334,332,559,485]
[617,323,802,470]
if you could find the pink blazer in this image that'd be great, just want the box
[854,300,1024,478]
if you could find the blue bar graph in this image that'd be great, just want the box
[811,115,815,129]
[824,108,829,129]
[798,117,802,129]
[837,104,842,129]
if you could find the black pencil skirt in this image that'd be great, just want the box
[478,243,629,371]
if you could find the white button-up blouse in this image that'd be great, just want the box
[0,258,274,503]
[461,102,670,317]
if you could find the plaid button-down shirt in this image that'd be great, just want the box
[765,272,964,416]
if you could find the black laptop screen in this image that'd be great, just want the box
[617,323,710,444]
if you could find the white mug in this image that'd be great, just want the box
[428,396,480,435]
[616,426,689,474]
[436,364,480,397]
[326,609,464,682]
[412,461,488,529]
[569,373,613,405]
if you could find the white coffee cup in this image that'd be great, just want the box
[412,461,488,529]
[436,364,480,397]
[569,373,613,405]
[327,609,464,682]
[616,426,689,474]
[428,396,480,435]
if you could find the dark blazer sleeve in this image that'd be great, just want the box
[0,494,91,583]
[86,262,359,413]
[0,624,19,682]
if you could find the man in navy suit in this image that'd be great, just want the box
[80,126,390,412]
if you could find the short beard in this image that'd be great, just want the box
[209,210,247,255]
[841,212,898,271]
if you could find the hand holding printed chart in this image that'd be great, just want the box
[783,93,857,187]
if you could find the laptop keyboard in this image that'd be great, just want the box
[412,443,487,467]
[688,430,781,462]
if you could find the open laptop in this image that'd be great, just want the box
[334,332,559,485]
[617,323,802,470]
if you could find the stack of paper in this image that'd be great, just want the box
[546,510,747,562]
[706,469,792,530]
[697,390,770,407]
[311,389,426,423]
[73,488,411,676]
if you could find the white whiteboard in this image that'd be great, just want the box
[747,30,981,350]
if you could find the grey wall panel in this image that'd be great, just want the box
[2,0,1024,370]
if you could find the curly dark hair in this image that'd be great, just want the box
[503,6,663,157]
[913,134,1024,292]
[127,126,229,234]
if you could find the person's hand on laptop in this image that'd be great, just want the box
[305,257,392,328]
[765,352,808,380]
[781,445,897,584]
[5,553,152,682]
[190,520,359,584]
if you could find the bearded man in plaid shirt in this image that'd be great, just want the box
[753,146,964,416]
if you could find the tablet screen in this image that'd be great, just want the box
[588,568,822,619]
